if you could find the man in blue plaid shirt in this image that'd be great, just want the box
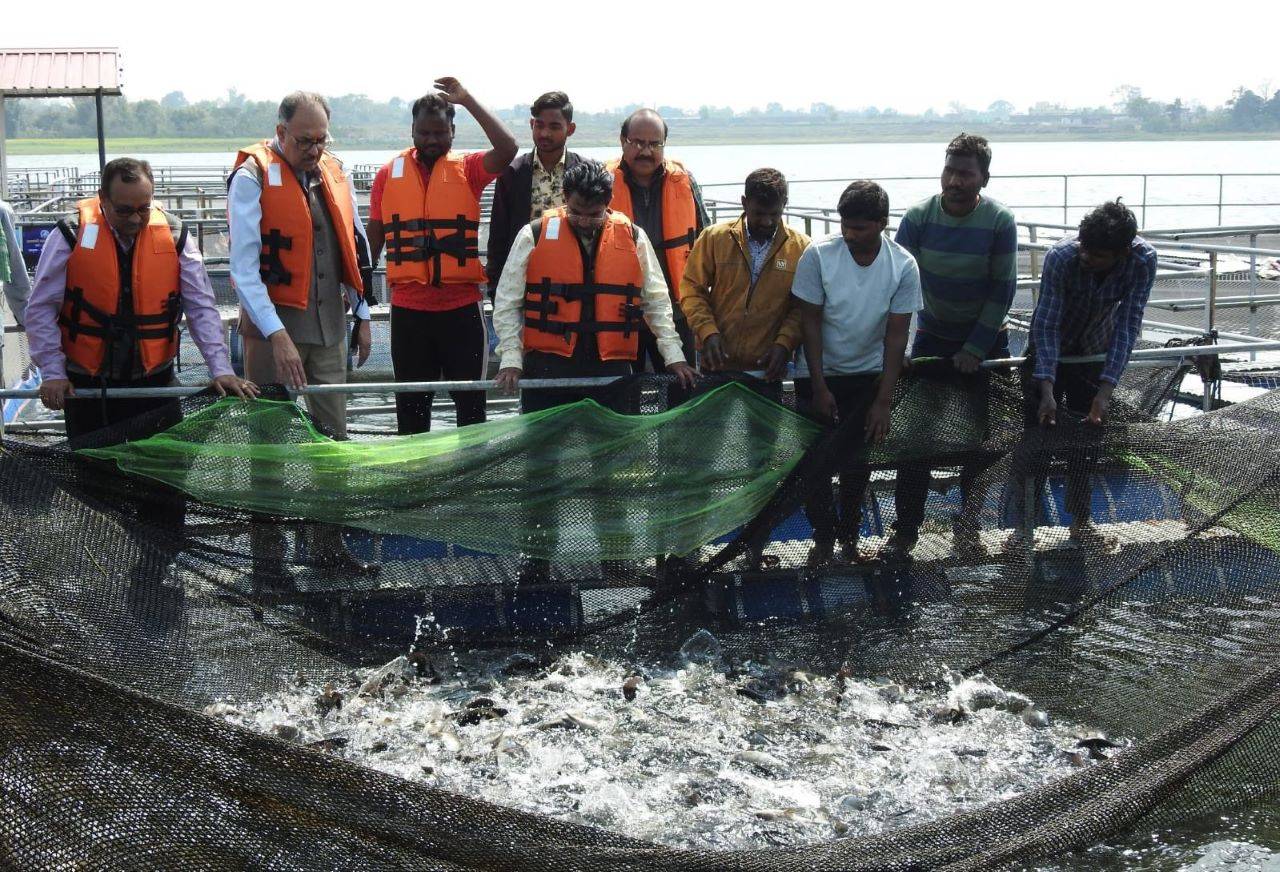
[1017,200,1157,544]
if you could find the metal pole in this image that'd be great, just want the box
[0,374,691,400]
[0,94,7,200]
[1141,175,1148,227]
[94,90,107,173]
[1217,175,1224,227]
[1249,233,1259,360]
[1207,250,1218,336]
[1204,250,1218,412]
[1062,176,1069,225]
[12,345,1280,403]
[1028,226,1040,304]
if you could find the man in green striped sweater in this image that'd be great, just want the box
[884,133,1018,560]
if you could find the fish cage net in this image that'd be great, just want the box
[2,355,1280,870]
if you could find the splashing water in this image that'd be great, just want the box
[208,635,1118,850]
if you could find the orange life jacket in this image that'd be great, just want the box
[607,158,697,298]
[378,149,485,286]
[523,207,645,361]
[58,197,182,377]
[232,141,361,309]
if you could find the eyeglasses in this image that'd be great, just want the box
[287,132,333,152]
[624,138,665,152]
[566,210,608,226]
[106,200,152,219]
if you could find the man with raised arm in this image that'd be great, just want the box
[884,133,1018,560]
[791,181,921,567]
[607,108,710,370]
[367,78,517,435]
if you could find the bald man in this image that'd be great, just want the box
[607,109,710,372]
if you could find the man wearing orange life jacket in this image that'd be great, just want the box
[492,160,696,585]
[492,160,696,407]
[229,92,377,580]
[366,78,517,435]
[229,91,375,442]
[27,157,256,436]
[607,108,710,374]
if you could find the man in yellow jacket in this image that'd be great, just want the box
[679,168,808,399]
[679,168,808,569]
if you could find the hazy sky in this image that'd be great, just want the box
[6,1,1278,114]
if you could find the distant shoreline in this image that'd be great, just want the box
[7,130,1280,156]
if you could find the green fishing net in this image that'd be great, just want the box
[80,382,823,561]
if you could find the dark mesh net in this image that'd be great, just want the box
[4,359,1280,870]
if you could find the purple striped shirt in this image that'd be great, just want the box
[25,212,233,382]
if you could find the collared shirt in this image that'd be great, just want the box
[1030,235,1158,385]
[529,149,567,220]
[744,221,779,285]
[491,223,686,371]
[25,212,234,382]
[228,138,371,338]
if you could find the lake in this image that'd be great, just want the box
[10,139,1280,228]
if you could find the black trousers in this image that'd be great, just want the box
[892,331,1010,539]
[796,373,880,547]
[518,353,640,574]
[64,367,188,571]
[390,303,488,434]
[1011,359,1105,527]
[64,367,181,441]
[636,319,695,377]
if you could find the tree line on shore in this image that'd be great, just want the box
[4,84,1280,144]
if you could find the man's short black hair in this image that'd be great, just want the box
[837,180,889,222]
[278,91,330,124]
[946,132,992,176]
[531,91,573,122]
[744,168,787,207]
[1078,200,1139,253]
[563,160,613,207]
[100,158,154,197]
[412,93,455,123]
[620,108,668,140]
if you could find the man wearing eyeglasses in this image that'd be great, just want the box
[607,109,710,373]
[229,91,374,441]
[490,159,696,584]
[26,157,255,434]
[229,91,377,579]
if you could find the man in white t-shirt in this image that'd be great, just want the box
[791,180,922,565]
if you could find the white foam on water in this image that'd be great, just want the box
[212,645,1116,850]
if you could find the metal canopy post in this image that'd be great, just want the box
[94,89,106,172]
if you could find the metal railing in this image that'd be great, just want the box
[703,173,1280,227]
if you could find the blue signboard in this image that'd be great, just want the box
[21,225,53,267]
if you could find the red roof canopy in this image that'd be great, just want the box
[0,48,122,97]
